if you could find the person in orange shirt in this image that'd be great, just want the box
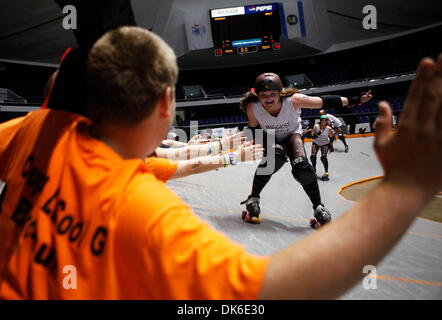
[0,26,441,300]
[0,27,267,300]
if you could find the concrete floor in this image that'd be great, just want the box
[167,136,442,300]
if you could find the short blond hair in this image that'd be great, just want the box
[86,26,178,124]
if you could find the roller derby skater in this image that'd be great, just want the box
[239,73,370,227]
[311,115,333,181]
[319,109,352,153]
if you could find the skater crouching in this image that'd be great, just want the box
[239,73,372,226]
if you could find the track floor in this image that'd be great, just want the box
[167,136,442,299]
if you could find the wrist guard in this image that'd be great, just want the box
[347,91,368,106]
[347,95,361,105]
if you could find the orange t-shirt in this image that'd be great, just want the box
[0,109,268,299]
[144,157,178,182]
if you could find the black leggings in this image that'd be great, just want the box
[250,133,322,209]
[310,143,329,172]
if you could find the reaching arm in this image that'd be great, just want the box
[187,133,211,145]
[291,93,328,109]
[161,139,187,148]
[155,143,216,160]
[155,132,247,160]
[171,142,264,179]
[310,124,319,139]
[258,55,442,299]
[246,103,259,127]
[259,178,430,299]
[328,126,334,138]
[291,91,373,109]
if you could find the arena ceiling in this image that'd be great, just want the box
[0,0,440,69]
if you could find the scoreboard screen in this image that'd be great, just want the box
[210,3,284,56]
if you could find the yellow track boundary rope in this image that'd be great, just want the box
[337,175,385,201]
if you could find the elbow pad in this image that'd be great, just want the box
[320,95,343,108]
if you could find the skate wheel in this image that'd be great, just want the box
[310,219,318,229]
[250,215,261,224]
[241,211,247,220]
[245,213,261,224]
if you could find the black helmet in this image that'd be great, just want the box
[254,73,282,93]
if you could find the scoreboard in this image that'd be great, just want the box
[210,3,284,56]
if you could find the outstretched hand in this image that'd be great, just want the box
[234,141,264,163]
[374,55,442,195]
[220,131,247,151]
[360,90,373,103]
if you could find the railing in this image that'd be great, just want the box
[175,73,414,108]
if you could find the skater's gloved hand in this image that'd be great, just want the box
[374,55,442,196]
[360,90,373,104]
[220,131,247,151]
[234,141,264,163]
[348,90,373,106]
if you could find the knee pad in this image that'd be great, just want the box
[291,157,316,186]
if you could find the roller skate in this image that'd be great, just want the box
[240,195,262,224]
[321,172,330,181]
[310,204,332,230]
